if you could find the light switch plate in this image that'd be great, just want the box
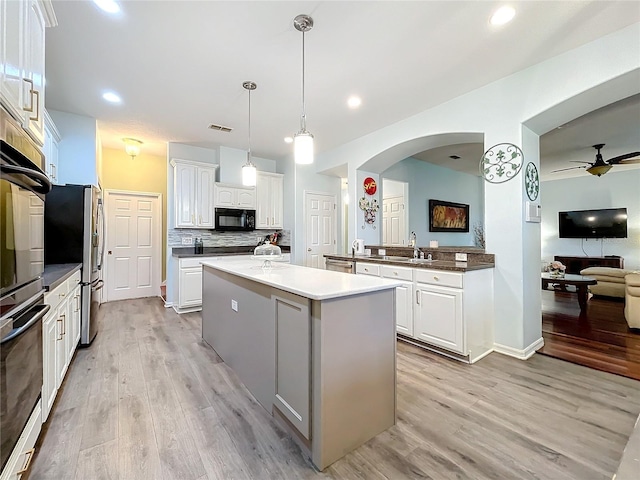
[231,300,238,312]
[455,253,468,262]
[378,248,386,256]
[182,237,193,245]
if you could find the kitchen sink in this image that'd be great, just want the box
[368,255,411,261]
[407,258,439,264]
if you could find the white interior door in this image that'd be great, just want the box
[304,192,336,268]
[383,195,406,246]
[104,191,161,302]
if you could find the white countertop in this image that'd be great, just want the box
[200,257,401,301]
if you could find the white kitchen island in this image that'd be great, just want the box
[200,257,400,471]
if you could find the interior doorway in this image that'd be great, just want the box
[382,179,408,246]
[104,190,162,302]
[303,191,337,268]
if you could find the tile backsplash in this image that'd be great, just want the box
[168,228,290,248]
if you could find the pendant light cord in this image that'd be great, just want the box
[248,87,252,159]
[300,29,306,132]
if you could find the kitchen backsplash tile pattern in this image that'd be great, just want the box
[168,228,290,247]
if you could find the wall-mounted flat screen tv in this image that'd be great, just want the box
[558,208,627,238]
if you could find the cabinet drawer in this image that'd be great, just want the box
[1,400,41,480]
[180,256,217,269]
[45,281,69,310]
[415,269,463,289]
[381,265,413,282]
[69,270,81,287]
[356,263,380,276]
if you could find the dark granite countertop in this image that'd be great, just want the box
[323,254,494,272]
[172,245,290,258]
[43,263,82,291]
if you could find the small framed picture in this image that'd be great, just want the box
[429,199,469,232]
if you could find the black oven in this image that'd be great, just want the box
[0,295,49,471]
[0,105,51,471]
[215,208,256,231]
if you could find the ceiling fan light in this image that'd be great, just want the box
[587,164,612,177]
[294,131,314,165]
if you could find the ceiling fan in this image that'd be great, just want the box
[551,144,640,177]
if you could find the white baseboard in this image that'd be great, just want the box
[494,337,544,360]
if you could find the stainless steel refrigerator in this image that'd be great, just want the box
[44,184,105,345]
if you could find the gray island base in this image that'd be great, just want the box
[200,258,399,470]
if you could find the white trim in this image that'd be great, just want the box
[103,190,163,303]
[303,190,338,267]
[469,347,494,364]
[494,337,544,360]
[169,157,219,169]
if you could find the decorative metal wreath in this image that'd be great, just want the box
[525,162,539,201]
[480,143,524,183]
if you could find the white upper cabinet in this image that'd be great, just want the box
[43,109,60,183]
[171,158,218,229]
[0,0,55,146]
[255,172,284,229]
[214,183,256,209]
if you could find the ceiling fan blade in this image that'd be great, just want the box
[616,158,640,165]
[569,161,594,164]
[607,151,640,164]
[550,166,587,173]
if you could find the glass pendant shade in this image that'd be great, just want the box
[242,160,257,186]
[294,131,314,165]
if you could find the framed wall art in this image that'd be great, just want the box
[429,199,469,232]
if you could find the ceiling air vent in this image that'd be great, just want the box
[208,123,233,133]
[449,154,461,160]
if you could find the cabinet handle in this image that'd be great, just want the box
[60,292,66,297]
[393,272,398,276]
[29,90,40,122]
[433,276,439,281]
[61,313,66,335]
[75,296,80,312]
[57,318,63,340]
[16,448,35,475]
[416,290,420,305]
[22,78,34,112]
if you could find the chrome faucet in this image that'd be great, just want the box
[427,253,433,261]
[410,232,419,259]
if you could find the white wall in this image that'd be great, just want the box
[382,157,484,247]
[49,110,99,186]
[541,169,640,270]
[218,146,276,184]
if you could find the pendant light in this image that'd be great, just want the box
[293,14,314,165]
[242,81,257,186]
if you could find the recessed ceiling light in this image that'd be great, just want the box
[490,6,515,26]
[284,137,293,144]
[102,91,122,104]
[347,96,362,109]
[93,0,120,14]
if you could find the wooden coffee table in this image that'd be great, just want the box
[541,273,597,311]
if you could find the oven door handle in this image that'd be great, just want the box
[1,304,50,344]
[0,163,52,194]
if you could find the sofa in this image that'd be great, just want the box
[579,267,637,298]
[625,274,640,329]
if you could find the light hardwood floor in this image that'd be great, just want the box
[30,297,640,480]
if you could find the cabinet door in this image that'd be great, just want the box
[55,301,69,389]
[414,283,464,354]
[0,0,27,119]
[73,286,81,347]
[270,175,284,228]
[42,309,58,422]
[44,125,59,183]
[68,285,80,359]
[174,163,197,227]
[214,185,235,207]
[23,0,45,145]
[255,173,271,229]
[179,267,203,308]
[395,281,414,336]
[196,167,215,227]
[236,187,256,209]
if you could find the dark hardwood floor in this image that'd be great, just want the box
[539,288,640,381]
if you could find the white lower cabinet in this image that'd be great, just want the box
[355,261,493,362]
[0,400,41,480]
[415,284,463,354]
[42,270,81,423]
[174,256,217,313]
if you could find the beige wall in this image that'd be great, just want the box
[100,147,168,280]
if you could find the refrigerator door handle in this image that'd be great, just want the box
[92,280,104,291]
[98,199,106,270]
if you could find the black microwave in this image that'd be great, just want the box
[215,208,256,231]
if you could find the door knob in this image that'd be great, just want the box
[108,250,112,255]
[307,248,312,252]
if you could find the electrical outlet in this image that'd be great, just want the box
[455,253,468,262]
[378,248,386,256]
[256,236,262,243]
[182,237,193,245]
[231,300,238,312]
